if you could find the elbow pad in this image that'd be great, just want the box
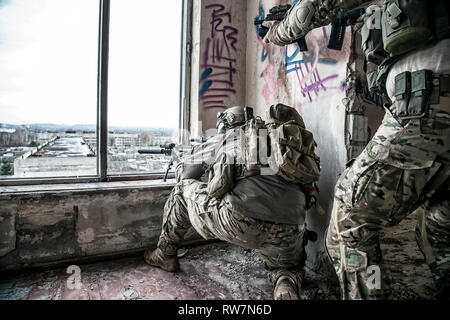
[275,0,368,45]
[279,0,315,42]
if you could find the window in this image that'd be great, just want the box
[0,0,99,180]
[0,0,186,184]
[107,0,181,175]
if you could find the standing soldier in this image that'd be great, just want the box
[264,0,450,299]
[144,105,321,300]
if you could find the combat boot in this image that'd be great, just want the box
[144,248,180,272]
[274,276,300,300]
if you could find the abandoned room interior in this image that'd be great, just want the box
[0,0,449,302]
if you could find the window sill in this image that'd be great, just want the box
[0,178,176,198]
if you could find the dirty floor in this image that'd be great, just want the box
[0,212,440,300]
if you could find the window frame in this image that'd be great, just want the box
[0,0,191,187]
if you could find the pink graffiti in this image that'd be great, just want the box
[259,26,346,107]
[259,37,286,106]
[200,4,239,110]
[261,63,278,106]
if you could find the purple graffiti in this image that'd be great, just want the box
[257,18,346,106]
[200,4,238,110]
[294,61,340,102]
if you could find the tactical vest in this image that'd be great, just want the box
[206,104,321,199]
[361,0,450,96]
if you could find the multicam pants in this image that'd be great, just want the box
[156,179,307,288]
[326,106,450,300]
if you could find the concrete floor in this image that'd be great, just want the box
[0,212,440,300]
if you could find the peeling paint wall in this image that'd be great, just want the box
[0,184,201,272]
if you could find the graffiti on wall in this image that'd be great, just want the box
[200,4,239,110]
[255,4,350,113]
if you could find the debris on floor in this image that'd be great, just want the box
[0,211,439,300]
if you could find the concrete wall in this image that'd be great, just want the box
[190,0,248,136]
[0,182,201,272]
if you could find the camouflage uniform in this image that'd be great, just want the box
[326,107,450,299]
[156,178,307,290]
[266,0,450,299]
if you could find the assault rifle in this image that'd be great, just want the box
[328,7,366,51]
[138,137,212,182]
[255,4,365,52]
[254,4,308,52]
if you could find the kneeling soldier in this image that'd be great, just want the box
[144,105,321,300]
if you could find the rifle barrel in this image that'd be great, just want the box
[138,148,171,155]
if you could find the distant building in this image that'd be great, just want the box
[111,134,141,147]
[1,129,178,178]
[0,128,38,147]
[14,136,96,178]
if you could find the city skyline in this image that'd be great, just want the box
[0,121,178,131]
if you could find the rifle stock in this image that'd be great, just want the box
[328,8,366,51]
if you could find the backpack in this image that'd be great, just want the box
[206,104,321,198]
[265,104,321,184]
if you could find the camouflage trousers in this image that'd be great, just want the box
[157,179,307,288]
[326,107,450,299]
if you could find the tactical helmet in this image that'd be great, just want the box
[216,106,254,134]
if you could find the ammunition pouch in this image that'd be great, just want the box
[394,69,434,120]
[394,70,450,120]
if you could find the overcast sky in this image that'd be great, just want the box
[0,0,182,129]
